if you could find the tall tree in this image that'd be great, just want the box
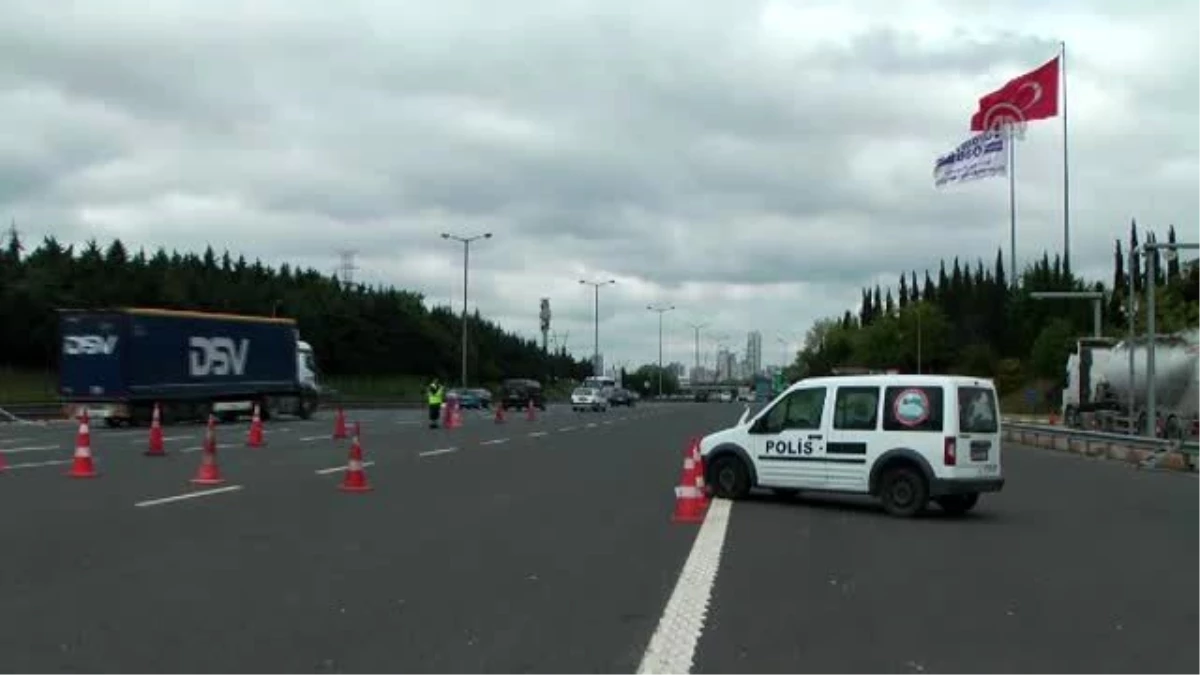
[898,274,909,308]
[1130,219,1142,293]
[1166,225,1181,282]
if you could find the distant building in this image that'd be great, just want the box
[746,331,763,376]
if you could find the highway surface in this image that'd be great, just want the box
[1,403,1196,673]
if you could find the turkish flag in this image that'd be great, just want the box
[970,56,1060,132]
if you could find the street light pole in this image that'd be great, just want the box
[579,279,616,376]
[685,321,708,382]
[442,232,492,388]
[648,304,676,397]
[1137,239,1198,437]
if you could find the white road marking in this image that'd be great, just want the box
[602,420,614,425]
[179,443,235,454]
[0,437,33,445]
[135,485,245,508]
[558,426,577,432]
[129,435,193,445]
[481,438,509,446]
[637,498,733,675]
[3,458,72,470]
[314,461,375,475]
[0,444,62,455]
[396,420,421,425]
[299,435,330,442]
[528,431,548,438]
[419,447,457,457]
[586,423,598,428]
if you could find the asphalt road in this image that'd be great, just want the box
[0,404,1195,673]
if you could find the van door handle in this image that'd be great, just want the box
[807,434,823,440]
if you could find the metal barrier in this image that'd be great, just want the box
[1003,419,1198,472]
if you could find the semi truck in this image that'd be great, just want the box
[1061,329,1199,440]
[58,307,322,427]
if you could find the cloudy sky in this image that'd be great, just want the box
[3,0,1197,373]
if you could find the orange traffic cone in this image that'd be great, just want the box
[526,399,536,422]
[339,423,372,493]
[688,437,709,501]
[146,403,166,456]
[494,402,506,424]
[671,451,708,523]
[67,411,99,478]
[449,400,463,429]
[247,403,265,448]
[190,415,225,485]
[333,407,348,440]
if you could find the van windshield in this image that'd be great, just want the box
[958,386,999,433]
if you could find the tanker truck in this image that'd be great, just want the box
[1061,329,1199,440]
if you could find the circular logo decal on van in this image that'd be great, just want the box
[893,388,931,427]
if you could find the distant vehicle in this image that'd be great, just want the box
[1061,329,1199,439]
[58,307,321,427]
[736,386,754,402]
[571,387,609,412]
[500,378,546,411]
[447,388,484,409]
[698,374,1004,517]
[717,391,733,403]
[607,388,636,407]
[470,388,493,409]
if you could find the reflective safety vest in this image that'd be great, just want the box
[428,385,444,405]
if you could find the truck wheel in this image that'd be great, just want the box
[709,455,750,500]
[878,466,928,518]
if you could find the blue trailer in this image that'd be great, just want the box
[58,307,322,426]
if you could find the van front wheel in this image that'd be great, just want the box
[709,455,750,500]
[878,466,928,518]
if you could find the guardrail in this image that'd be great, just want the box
[1002,419,1198,472]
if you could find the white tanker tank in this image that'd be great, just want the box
[1099,329,1200,408]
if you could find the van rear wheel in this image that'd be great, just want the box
[878,466,928,518]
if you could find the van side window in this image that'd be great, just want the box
[882,385,944,432]
[958,386,999,433]
[760,387,826,433]
[834,387,879,431]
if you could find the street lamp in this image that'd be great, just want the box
[685,321,708,383]
[647,304,676,396]
[442,232,492,388]
[1135,239,1198,437]
[579,278,616,376]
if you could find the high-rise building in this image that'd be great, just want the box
[746,331,763,376]
[716,348,734,382]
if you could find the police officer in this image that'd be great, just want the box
[427,377,445,429]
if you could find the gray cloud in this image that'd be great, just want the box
[1,0,1196,372]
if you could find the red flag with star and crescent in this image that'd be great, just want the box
[970,56,1060,132]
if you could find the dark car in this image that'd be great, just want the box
[500,378,546,411]
[608,388,636,407]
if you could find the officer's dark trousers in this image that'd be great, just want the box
[428,403,441,426]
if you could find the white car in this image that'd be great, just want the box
[571,387,608,412]
[698,374,1004,517]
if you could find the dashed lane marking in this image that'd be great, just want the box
[0,437,33,446]
[528,431,549,438]
[637,498,733,675]
[300,435,332,442]
[557,426,577,432]
[3,459,72,471]
[481,439,509,446]
[314,461,374,475]
[586,423,598,428]
[419,447,457,457]
[0,444,62,455]
[179,443,236,454]
[129,435,194,445]
[135,485,245,508]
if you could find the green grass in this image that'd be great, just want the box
[0,369,57,404]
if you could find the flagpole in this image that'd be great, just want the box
[1008,125,1017,289]
[1060,41,1071,273]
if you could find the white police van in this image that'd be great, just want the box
[698,374,1004,517]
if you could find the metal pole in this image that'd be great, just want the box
[1060,41,1071,272]
[461,240,469,388]
[1145,246,1156,437]
[594,285,600,376]
[1008,125,1018,289]
[1091,297,1101,338]
[657,312,664,397]
[1127,246,1136,434]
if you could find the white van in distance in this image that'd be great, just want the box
[698,374,1004,517]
